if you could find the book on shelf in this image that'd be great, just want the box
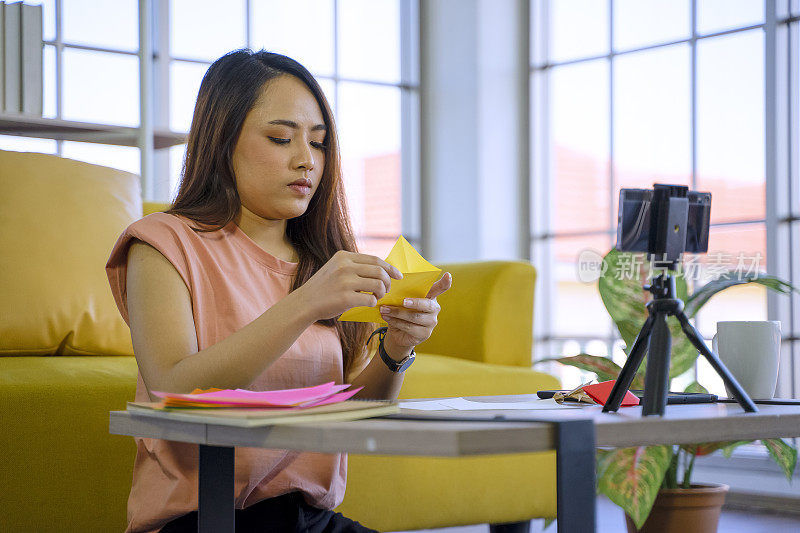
[3,1,20,113]
[2,1,42,115]
[126,399,399,428]
[20,2,42,115]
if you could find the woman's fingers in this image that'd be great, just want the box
[382,314,429,340]
[380,305,437,327]
[352,253,403,280]
[426,272,452,299]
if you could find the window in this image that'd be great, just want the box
[0,0,141,174]
[167,0,419,258]
[531,0,798,401]
[1,0,418,260]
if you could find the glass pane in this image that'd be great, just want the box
[337,82,401,256]
[793,23,800,218]
[170,60,209,133]
[550,60,610,234]
[0,135,57,153]
[169,144,187,202]
[550,0,609,62]
[61,141,140,175]
[62,49,139,126]
[696,31,764,224]
[613,0,690,51]
[338,0,400,83]
[552,233,613,337]
[356,237,396,261]
[317,78,336,115]
[170,0,246,62]
[43,44,56,118]
[62,0,138,52]
[614,44,691,215]
[250,0,335,78]
[697,0,764,35]
[40,0,55,42]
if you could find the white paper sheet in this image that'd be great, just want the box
[399,398,584,411]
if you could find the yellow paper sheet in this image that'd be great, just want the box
[338,236,441,324]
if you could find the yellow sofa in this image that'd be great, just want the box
[0,149,558,532]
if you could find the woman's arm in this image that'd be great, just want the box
[127,241,316,398]
[349,340,409,400]
[126,241,401,400]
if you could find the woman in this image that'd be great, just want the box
[106,49,451,533]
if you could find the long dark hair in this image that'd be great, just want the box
[166,49,370,378]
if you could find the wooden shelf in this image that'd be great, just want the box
[0,113,187,149]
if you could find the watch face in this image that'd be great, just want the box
[398,355,415,373]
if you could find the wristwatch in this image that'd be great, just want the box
[369,327,415,373]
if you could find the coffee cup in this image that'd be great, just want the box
[712,320,781,400]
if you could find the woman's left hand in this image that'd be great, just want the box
[379,272,452,359]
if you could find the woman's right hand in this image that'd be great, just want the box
[297,250,403,321]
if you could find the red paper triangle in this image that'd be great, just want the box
[582,380,640,407]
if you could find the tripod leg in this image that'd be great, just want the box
[642,312,671,416]
[675,312,758,413]
[603,315,655,413]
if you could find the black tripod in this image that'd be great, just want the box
[602,271,758,416]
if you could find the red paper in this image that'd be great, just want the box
[582,380,640,407]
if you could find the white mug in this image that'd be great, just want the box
[712,321,781,400]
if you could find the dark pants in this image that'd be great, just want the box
[159,492,379,533]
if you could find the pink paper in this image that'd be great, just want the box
[301,387,363,407]
[153,382,352,407]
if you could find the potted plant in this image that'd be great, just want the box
[538,249,798,532]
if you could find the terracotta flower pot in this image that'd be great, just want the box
[625,483,730,533]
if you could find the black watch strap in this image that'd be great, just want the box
[368,327,415,373]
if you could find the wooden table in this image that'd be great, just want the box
[109,395,800,533]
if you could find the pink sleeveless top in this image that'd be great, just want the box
[106,212,360,533]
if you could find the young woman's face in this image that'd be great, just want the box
[232,74,326,221]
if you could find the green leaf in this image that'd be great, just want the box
[535,354,623,384]
[598,250,695,382]
[762,438,798,481]
[684,274,798,318]
[598,250,651,351]
[721,441,752,458]
[680,441,745,457]
[596,445,672,530]
[684,382,709,394]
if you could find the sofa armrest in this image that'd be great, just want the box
[142,201,171,216]
[415,261,536,368]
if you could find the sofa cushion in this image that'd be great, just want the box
[340,352,560,530]
[399,352,560,399]
[0,150,141,356]
[0,356,138,531]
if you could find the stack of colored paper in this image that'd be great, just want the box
[152,382,363,409]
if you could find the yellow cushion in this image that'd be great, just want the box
[0,150,141,355]
[143,201,170,216]
[417,261,536,367]
[0,356,138,531]
[398,352,559,400]
[340,353,560,530]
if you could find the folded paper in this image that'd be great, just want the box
[339,236,442,324]
[152,382,363,409]
[582,380,640,407]
[552,380,640,407]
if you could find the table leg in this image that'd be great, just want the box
[554,420,596,533]
[198,444,235,533]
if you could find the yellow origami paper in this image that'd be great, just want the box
[338,236,442,324]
